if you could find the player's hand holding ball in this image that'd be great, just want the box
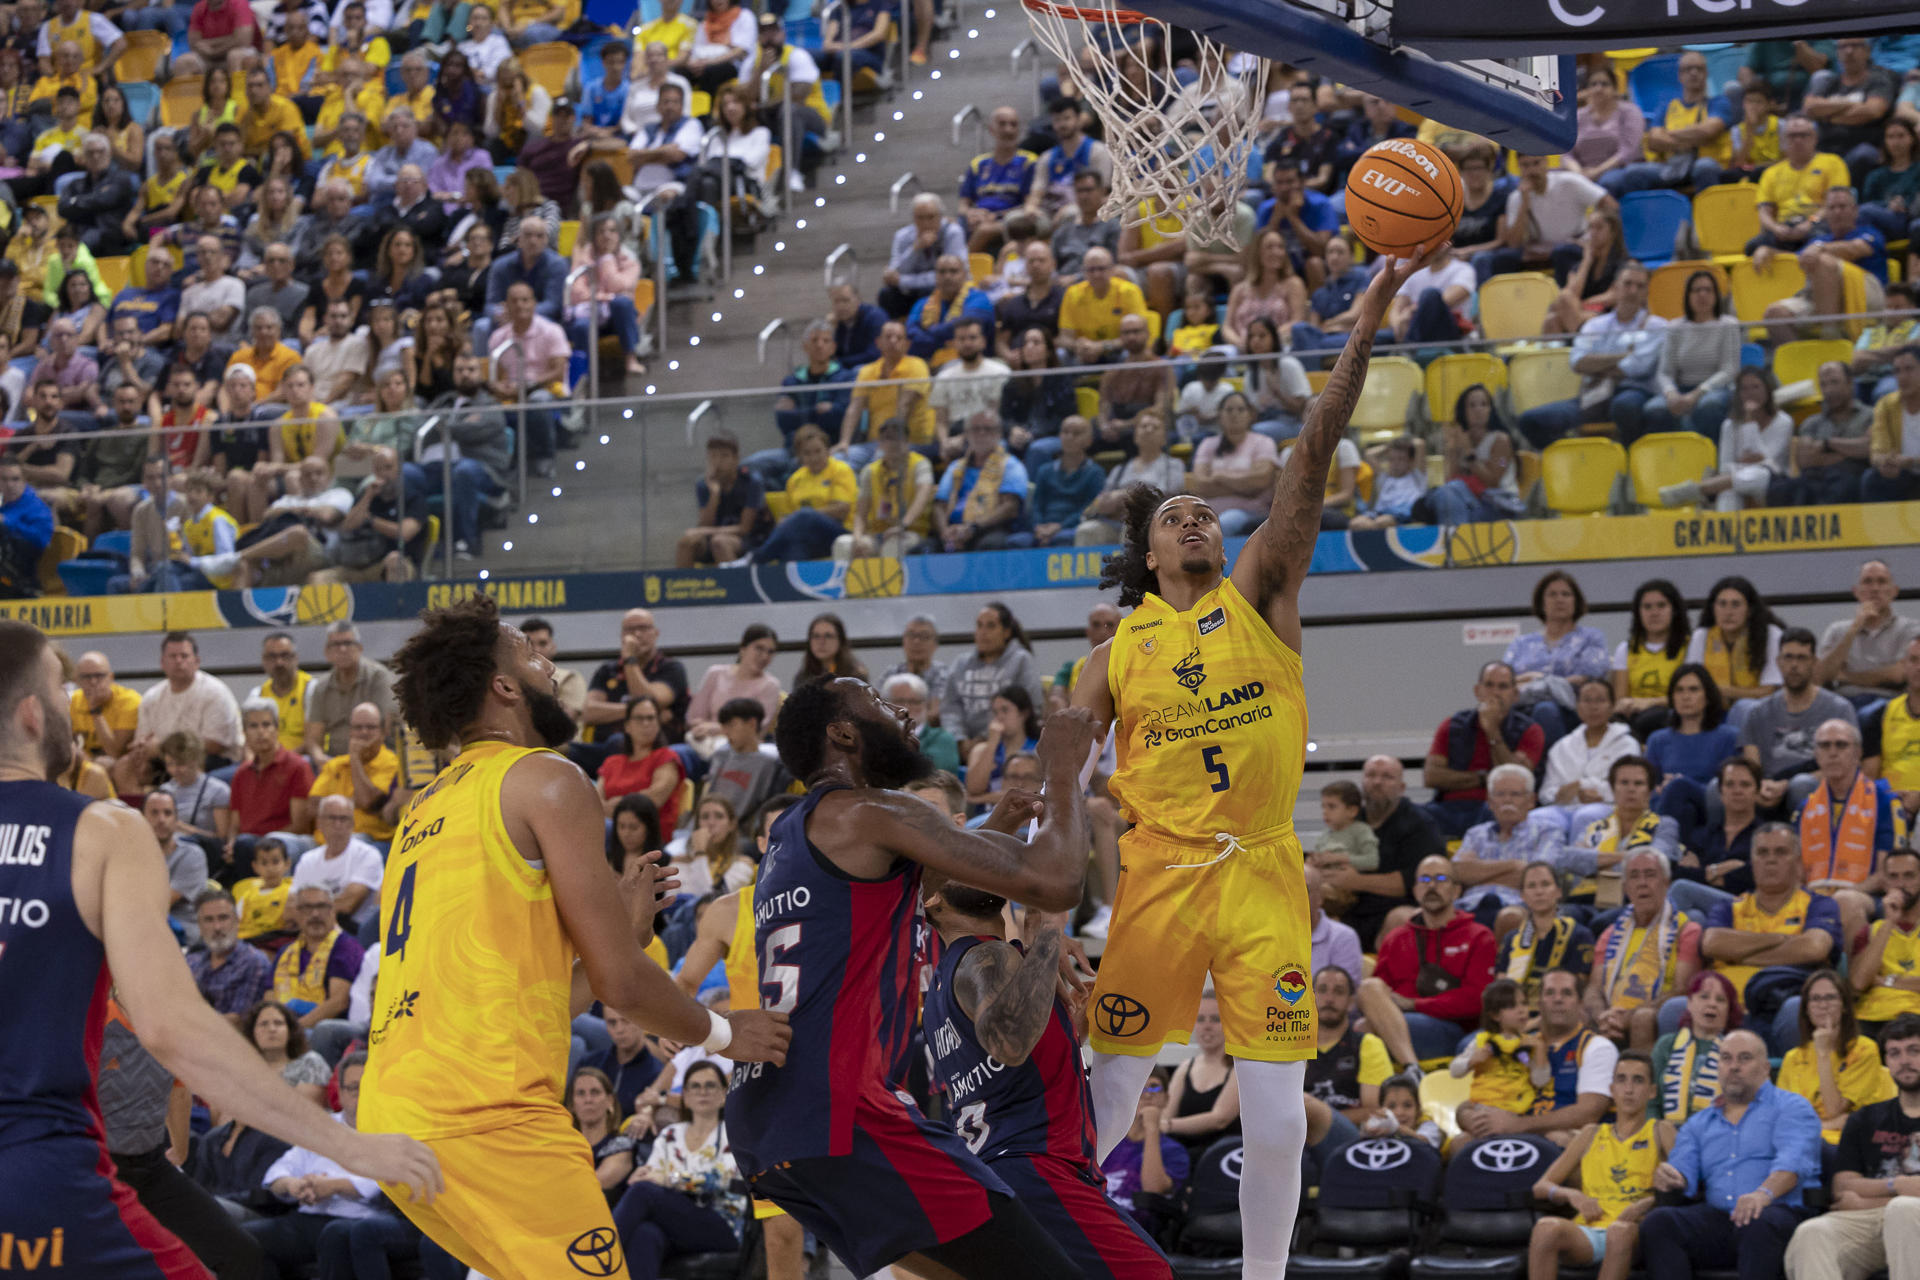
[725,1009,794,1066]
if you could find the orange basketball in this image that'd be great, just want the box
[1345,138,1464,258]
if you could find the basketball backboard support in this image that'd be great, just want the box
[1123,0,1578,153]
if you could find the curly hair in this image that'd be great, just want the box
[1097,482,1170,608]
[774,677,850,783]
[392,595,504,750]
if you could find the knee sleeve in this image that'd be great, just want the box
[1089,1051,1158,1164]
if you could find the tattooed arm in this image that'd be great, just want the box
[952,922,1066,1066]
[1230,244,1448,651]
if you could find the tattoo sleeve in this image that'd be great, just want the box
[957,929,1064,1067]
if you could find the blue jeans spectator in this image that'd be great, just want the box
[567,296,642,357]
[1667,877,1734,920]
[1403,1011,1470,1061]
[1402,288,1464,345]
[1426,479,1521,526]
[1788,461,1868,505]
[315,1212,425,1280]
[1517,388,1654,449]
[405,458,501,551]
[1639,386,1732,439]
[1864,468,1920,502]
[1639,1200,1810,1280]
[1023,435,1064,471]
[122,2,194,33]
[516,19,564,42]
[1859,204,1920,248]
[827,45,888,81]
[612,1182,741,1279]
[1601,157,1724,197]
[750,507,846,563]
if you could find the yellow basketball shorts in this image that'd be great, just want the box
[1088,825,1316,1062]
[383,1112,628,1280]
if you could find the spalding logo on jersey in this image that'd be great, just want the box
[1274,967,1308,1006]
[1197,607,1227,636]
[1172,649,1206,694]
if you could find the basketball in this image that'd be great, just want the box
[1344,138,1464,258]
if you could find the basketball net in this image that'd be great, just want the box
[1020,2,1269,245]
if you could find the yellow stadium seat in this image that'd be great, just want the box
[1478,273,1557,342]
[1351,356,1423,445]
[1424,352,1507,421]
[557,219,579,256]
[1306,369,1331,396]
[1145,310,1163,344]
[119,29,171,83]
[689,89,712,119]
[160,74,204,128]
[1729,257,1806,325]
[1647,261,1730,320]
[420,514,440,567]
[94,256,131,295]
[1773,338,1852,390]
[633,277,654,318]
[968,252,992,284]
[1506,347,1582,414]
[1075,385,1099,420]
[1628,432,1718,508]
[1542,438,1625,515]
[1419,1059,1472,1135]
[39,527,84,595]
[1516,449,1541,495]
[521,42,579,98]
[1693,183,1761,261]
[765,491,794,520]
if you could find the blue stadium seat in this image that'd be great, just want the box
[1628,53,1681,119]
[585,0,636,27]
[93,530,132,558]
[122,82,160,129]
[56,559,117,597]
[1620,190,1691,266]
[1741,341,1767,368]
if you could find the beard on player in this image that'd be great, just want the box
[856,712,936,791]
[37,690,73,783]
[518,680,579,750]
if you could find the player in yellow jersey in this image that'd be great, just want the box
[675,795,807,1280]
[1070,245,1441,1280]
[362,596,791,1280]
[1528,1051,1673,1280]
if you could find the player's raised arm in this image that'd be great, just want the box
[952,920,1065,1067]
[1231,245,1447,648]
[86,803,444,1204]
[510,752,790,1065]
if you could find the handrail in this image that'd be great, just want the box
[565,264,600,397]
[821,0,855,156]
[630,187,672,355]
[410,415,454,580]
[950,102,982,151]
[686,398,719,445]
[759,60,797,218]
[824,242,856,288]
[757,316,787,364]
[698,127,733,284]
[1011,37,1041,116]
[889,171,921,213]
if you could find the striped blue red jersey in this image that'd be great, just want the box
[728,784,929,1173]
[0,782,112,1150]
[922,934,1098,1170]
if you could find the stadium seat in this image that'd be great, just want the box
[765,491,793,520]
[1136,1136,1246,1267]
[967,251,992,284]
[38,528,84,595]
[1619,190,1691,266]
[1693,183,1761,261]
[119,28,171,82]
[1646,260,1729,320]
[1542,438,1626,515]
[557,220,579,255]
[1419,1061,1472,1134]
[690,88,712,119]
[585,0,636,27]
[1627,53,1681,118]
[1408,1136,1563,1280]
[1292,1136,1442,1280]
[1773,337,1852,397]
[1729,257,1806,325]
[521,42,580,98]
[1741,341,1767,368]
[92,530,132,558]
[1352,357,1424,445]
[1629,431,1718,507]
[56,557,116,596]
[121,81,161,130]
[1477,274,1556,342]
[160,74,204,128]
[1424,353,1507,421]
[1306,369,1331,396]
[1505,348,1581,415]
[94,256,132,296]
[1075,385,1099,420]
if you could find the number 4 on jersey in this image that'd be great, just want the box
[385,864,417,959]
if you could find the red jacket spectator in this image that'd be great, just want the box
[1373,907,1498,1030]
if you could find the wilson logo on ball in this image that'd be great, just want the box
[1344,137,1464,257]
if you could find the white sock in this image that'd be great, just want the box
[1236,1059,1308,1280]
[1089,1050,1158,1163]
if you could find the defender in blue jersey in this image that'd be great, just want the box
[0,622,439,1279]
[729,676,1098,1278]
[922,879,1175,1279]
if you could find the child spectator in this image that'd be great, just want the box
[703,698,792,818]
[1101,1070,1190,1229]
[1174,356,1234,443]
[1170,282,1221,358]
[160,729,233,858]
[1351,436,1428,531]
[1365,1074,1444,1147]
[1312,779,1380,874]
[1728,84,1782,183]
[233,837,296,944]
[1451,977,1548,1116]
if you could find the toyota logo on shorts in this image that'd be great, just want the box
[1343,1138,1412,1171]
[566,1227,624,1276]
[1469,1139,1541,1174]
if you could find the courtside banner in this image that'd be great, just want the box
[1389,0,1912,54]
[32,501,1920,636]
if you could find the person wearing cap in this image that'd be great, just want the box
[521,97,579,213]
[749,12,827,193]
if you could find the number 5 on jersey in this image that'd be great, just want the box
[763,923,801,1014]
[1202,745,1231,793]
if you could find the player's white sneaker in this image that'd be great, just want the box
[1081,902,1112,939]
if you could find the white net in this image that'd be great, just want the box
[1020,1,1269,246]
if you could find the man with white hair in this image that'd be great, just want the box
[292,794,384,933]
[1796,717,1900,950]
[187,887,275,1018]
[882,671,960,775]
[181,234,245,338]
[54,129,136,253]
[1586,848,1700,1048]
[880,192,968,319]
[303,620,396,763]
[1453,762,1567,931]
[289,179,367,276]
[371,161,447,245]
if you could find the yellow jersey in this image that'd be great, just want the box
[141,168,188,215]
[44,11,107,69]
[278,403,339,462]
[1879,696,1920,792]
[1107,577,1307,843]
[1621,642,1681,702]
[1778,1037,1896,1142]
[69,683,141,757]
[1466,1031,1537,1113]
[1714,888,1824,996]
[1580,1119,1660,1227]
[724,878,759,1010]
[1645,96,1732,166]
[360,742,576,1140]
[233,875,293,939]
[311,746,402,841]
[251,671,313,753]
[1857,919,1920,1022]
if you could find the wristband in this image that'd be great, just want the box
[701,1008,733,1054]
[1756,1186,1775,1201]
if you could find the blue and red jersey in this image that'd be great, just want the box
[0,781,111,1151]
[922,934,1098,1171]
[728,784,930,1174]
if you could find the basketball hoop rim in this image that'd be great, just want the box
[1021,0,1152,23]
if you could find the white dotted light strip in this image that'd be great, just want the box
[495,11,996,575]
